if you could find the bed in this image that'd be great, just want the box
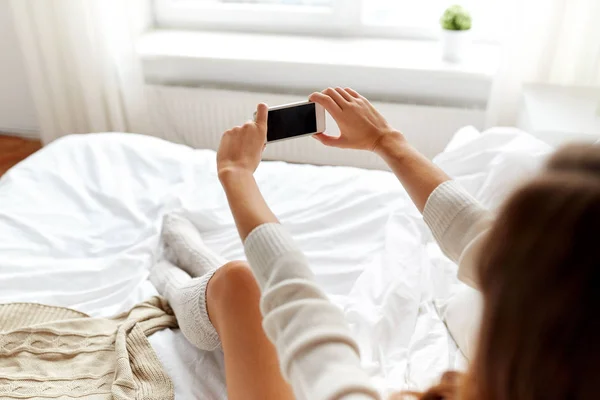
[0,128,553,399]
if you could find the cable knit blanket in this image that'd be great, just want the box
[0,297,177,399]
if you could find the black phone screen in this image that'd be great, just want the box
[267,103,317,143]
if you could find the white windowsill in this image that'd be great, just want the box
[138,30,500,108]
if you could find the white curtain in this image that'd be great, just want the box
[486,0,600,126]
[9,0,151,144]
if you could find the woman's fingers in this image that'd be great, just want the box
[322,87,348,109]
[310,88,361,115]
[309,92,341,116]
[312,133,348,148]
[335,87,354,102]
[344,88,362,99]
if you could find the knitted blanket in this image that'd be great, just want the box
[0,297,177,399]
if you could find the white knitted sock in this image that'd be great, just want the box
[162,214,227,277]
[150,260,221,351]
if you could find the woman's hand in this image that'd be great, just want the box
[216,103,279,240]
[309,88,404,152]
[311,87,450,212]
[217,103,268,180]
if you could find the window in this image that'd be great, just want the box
[155,0,502,41]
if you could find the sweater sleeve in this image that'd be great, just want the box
[244,224,381,400]
[423,180,494,290]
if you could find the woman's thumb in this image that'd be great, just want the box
[255,103,268,127]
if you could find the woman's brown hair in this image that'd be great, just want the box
[398,144,600,400]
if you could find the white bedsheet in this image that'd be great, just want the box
[0,129,552,399]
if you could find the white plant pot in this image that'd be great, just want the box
[441,29,472,63]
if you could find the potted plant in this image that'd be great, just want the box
[440,5,472,62]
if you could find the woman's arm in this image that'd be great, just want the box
[216,104,278,240]
[217,104,380,400]
[310,88,493,288]
[373,131,494,288]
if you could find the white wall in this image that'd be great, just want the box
[0,2,39,136]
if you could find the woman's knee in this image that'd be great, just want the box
[207,261,260,307]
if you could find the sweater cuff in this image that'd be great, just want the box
[423,180,479,243]
[244,223,302,282]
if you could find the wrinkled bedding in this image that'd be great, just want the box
[0,128,552,398]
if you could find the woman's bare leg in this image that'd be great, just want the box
[206,261,295,400]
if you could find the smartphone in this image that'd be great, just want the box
[255,101,326,144]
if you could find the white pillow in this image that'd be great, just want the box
[436,285,483,360]
[444,126,481,153]
[435,127,553,209]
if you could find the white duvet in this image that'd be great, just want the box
[0,128,552,399]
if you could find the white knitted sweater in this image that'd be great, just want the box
[243,180,492,399]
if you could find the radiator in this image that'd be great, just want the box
[148,85,485,170]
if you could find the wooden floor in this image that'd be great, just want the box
[0,134,42,177]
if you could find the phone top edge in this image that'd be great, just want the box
[267,100,314,111]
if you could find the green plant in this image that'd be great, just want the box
[440,5,472,31]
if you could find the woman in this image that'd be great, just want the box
[150,87,600,400]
